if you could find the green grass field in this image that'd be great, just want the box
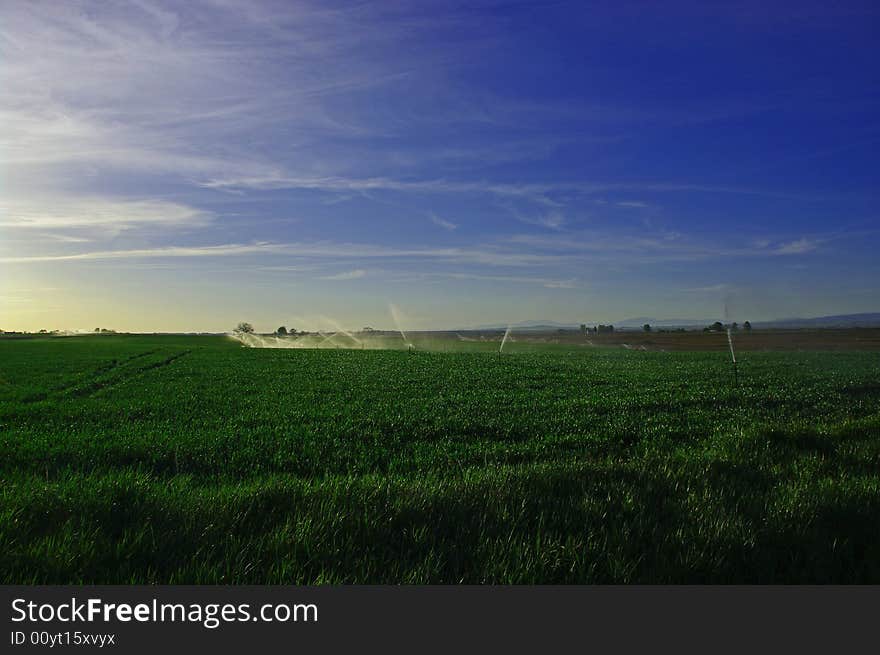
[1,334,879,583]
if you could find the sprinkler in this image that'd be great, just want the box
[726,326,738,387]
[723,299,739,388]
[499,325,512,354]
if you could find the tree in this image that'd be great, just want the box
[276,326,288,336]
[235,322,254,334]
[710,321,724,332]
[580,323,587,335]
[730,322,739,331]
[743,320,752,332]
[643,323,652,332]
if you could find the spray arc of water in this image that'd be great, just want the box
[318,315,363,347]
[388,303,412,349]
[723,299,739,386]
[499,325,512,353]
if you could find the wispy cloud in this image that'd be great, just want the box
[199,173,806,203]
[320,269,367,280]
[0,229,830,269]
[517,211,566,230]
[0,1,449,199]
[542,279,577,289]
[681,284,731,293]
[0,197,210,232]
[0,243,274,264]
[617,201,648,208]
[508,231,826,261]
[751,236,824,255]
[774,237,820,255]
[38,233,93,243]
[430,214,457,231]
[503,204,568,229]
[538,212,566,230]
[423,272,578,288]
[0,241,559,267]
[198,174,567,205]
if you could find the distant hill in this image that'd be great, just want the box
[616,317,716,328]
[754,313,880,328]
[462,313,880,332]
[468,320,579,331]
[619,313,880,329]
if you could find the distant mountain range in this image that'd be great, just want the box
[469,320,577,331]
[752,313,880,328]
[615,317,717,328]
[465,313,880,331]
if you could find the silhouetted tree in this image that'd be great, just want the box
[710,321,725,332]
[743,320,752,332]
[643,323,652,332]
[235,322,254,334]
[276,326,288,336]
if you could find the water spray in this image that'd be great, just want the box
[727,327,738,386]
[499,325,512,354]
[724,300,738,387]
[316,330,336,347]
[319,315,364,348]
[389,302,413,350]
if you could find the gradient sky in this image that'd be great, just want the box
[2,1,878,332]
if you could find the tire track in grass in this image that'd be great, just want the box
[68,350,192,398]
[21,350,160,403]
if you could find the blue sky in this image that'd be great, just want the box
[2,1,878,332]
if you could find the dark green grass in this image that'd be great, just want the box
[1,335,879,583]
